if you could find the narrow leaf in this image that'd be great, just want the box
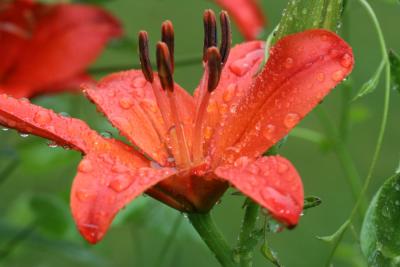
[317,219,350,242]
[303,196,322,210]
[353,60,385,100]
[389,50,400,93]
[360,174,400,266]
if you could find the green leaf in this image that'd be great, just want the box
[389,50,400,93]
[274,0,343,42]
[360,174,400,266]
[353,60,385,100]
[317,219,349,242]
[303,196,322,210]
[260,242,282,267]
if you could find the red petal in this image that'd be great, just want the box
[84,70,195,165]
[195,41,264,153]
[209,29,354,165]
[1,3,122,98]
[71,139,176,243]
[214,0,266,40]
[215,156,303,226]
[0,94,99,153]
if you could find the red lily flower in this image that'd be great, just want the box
[213,0,265,40]
[0,0,122,98]
[0,10,354,244]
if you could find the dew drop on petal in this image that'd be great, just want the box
[132,77,147,88]
[223,84,236,103]
[204,126,213,140]
[119,97,134,109]
[78,159,93,173]
[34,110,52,125]
[331,70,345,82]
[316,72,325,82]
[284,113,300,128]
[206,100,218,113]
[109,175,133,192]
[46,140,58,148]
[277,162,288,173]
[284,57,294,69]
[340,53,352,68]
[262,124,276,140]
[76,190,95,202]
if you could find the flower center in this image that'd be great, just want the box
[137,10,231,168]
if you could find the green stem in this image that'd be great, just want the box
[188,213,238,267]
[326,0,391,263]
[236,200,260,267]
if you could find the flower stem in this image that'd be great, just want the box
[325,0,391,263]
[235,200,260,267]
[187,212,238,267]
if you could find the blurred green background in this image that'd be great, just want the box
[1,0,400,266]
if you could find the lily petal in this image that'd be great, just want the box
[210,29,354,165]
[215,155,303,226]
[0,94,100,153]
[1,3,122,98]
[71,139,176,243]
[194,41,264,152]
[214,0,266,40]
[84,70,195,165]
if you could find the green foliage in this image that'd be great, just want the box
[360,174,400,266]
[274,0,343,42]
[389,50,400,93]
[353,60,385,100]
[303,196,322,210]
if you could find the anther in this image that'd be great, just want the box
[161,20,175,71]
[138,31,154,82]
[203,9,217,61]
[219,11,231,66]
[156,42,174,92]
[206,47,222,92]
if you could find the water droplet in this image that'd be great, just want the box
[284,113,300,128]
[78,159,93,173]
[229,59,250,76]
[59,112,71,118]
[34,110,52,125]
[395,184,400,191]
[262,124,276,140]
[109,175,133,192]
[316,72,325,82]
[395,200,400,206]
[76,190,95,201]
[206,100,218,113]
[100,131,113,139]
[223,85,236,102]
[204,126,213,140]
[132,77,147,88]
[119,97,134,109]
[381,205,391,218]
[284,57,294,69]
[1,127,9,131]
[19,132,29,138]
[248,165,260,175]
[46,140,58,148]
[277,162,288,173]
[340,53,352,68]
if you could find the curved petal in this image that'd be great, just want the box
[0,94,100,153]
[214,0,266,40]
[194,41,264,153]
[209,29,354,165]
[1,3,122,98]
[71,139,176,244]
[215,156,303,226]
[84,70,195,166]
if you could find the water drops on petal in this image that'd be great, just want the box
[284,113,300,128]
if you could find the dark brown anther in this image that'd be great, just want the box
[206,47,222,92]
[156,42,174,92]
[161,20,175,71]
[138,31,154,83]
[219,11,231,66]
[203,9,217,61]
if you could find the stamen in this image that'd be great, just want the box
[156,42,174,92]
[206,47,222,92]
[192,47,222,164]
[161,20,175,71]
[156,42,191,168]
[138,31,154,82]
[203,9,217,62]
[219,11,231,66]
